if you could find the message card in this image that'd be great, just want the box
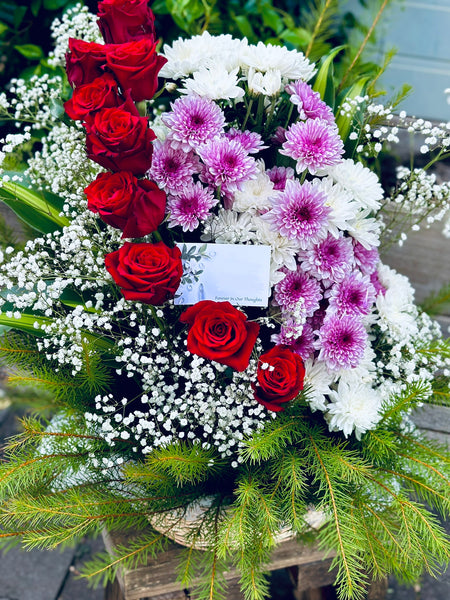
[174,243,271,307]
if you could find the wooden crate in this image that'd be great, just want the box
[102,529,388,600]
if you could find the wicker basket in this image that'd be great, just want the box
[148,496,327,550]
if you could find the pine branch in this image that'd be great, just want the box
[304,0,339,60]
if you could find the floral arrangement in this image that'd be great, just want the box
[0,2,449,599]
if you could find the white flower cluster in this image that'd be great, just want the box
[160,31,315,100]
[48,3,102,68]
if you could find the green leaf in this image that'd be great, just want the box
[279,27,311,49]
[13,5,27,29]
[0,20,8,35]
[152,0,169,14]
[335,76,369,143]
[0,176,69,233]
[43,0,70,9]
[0,313,53,336]
[233,15,256,42]
[260,2,284,35]
[14,44,44,60]
[312,45,346,104]
[30,0,42,17]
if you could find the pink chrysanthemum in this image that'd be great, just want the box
[263,179,330,249]
[301,233,353,283]
[280,119,344,174]
[225,128,267,154]
[272,322,315,359]
[198,137,258,195]
[327,272,376,317]
[266,166,295,191]
[352,240,380,275]
[148,140,200,194]
[274,267,321,316]
[162,95,225,152]
[167,182,217,232]
[316,313,367,370]
[285,81,335,124]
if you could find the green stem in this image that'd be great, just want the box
[242,98,254,130]
[256,95,265,130]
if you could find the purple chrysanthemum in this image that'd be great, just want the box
[352,240,380,275]
[285,81,335,125]
[225,128,267,154]
[274,267,322,315]
[327,272,376,317]
[280,119,344,174]
[271,126,287,145]
[167,182,217,232]
[272,321,315,359]
[162,95,225,152]
[316,313,367,370]
[266,166,295,191]
[198,137,258,195]
[148,140,200,194]
[262,179,330,249]
[301,233,353,284]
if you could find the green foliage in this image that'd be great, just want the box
[0,330,113,408]
[0,0,73,87]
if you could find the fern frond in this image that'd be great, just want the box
[303,0,340,61]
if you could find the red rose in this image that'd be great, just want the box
[97,0,156,44]
[65,38,108,87]
[179,301,260,372]
[105,38,167,101]
[64,74,123,121]
[253,346,305,412]
[85,106,155,174]
[105,241,182,305]
[85,172,166,238]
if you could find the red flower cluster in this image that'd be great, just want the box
[65,0,181,306]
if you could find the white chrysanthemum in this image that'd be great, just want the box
[247,67,283,96]
[180,65,244,101]
[326,159,384,211]
[376,264,418,337]
[240,42,315,81]
[232,161,277,213]
[252,215,300,283]
[334,342,377,386]
[303,358,334,412]
[313,177,359,237]
[202,209,256,244]
[377,263,415,304]
[348,209,381,248]
[326,379,382,439]
[160,32,247,79]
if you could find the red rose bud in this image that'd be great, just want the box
[97,0,156,44]
[65,38,108,88]
[105,241,182,305]
[64,74,123,121]
[85,172,166,238]
[105,38,167,102]
[180,301,260,372]
[253,346,305,412]
[85,106,155,174]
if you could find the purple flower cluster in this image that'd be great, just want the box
[149,95,260,229]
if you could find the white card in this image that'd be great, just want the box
[174,243,271,307]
